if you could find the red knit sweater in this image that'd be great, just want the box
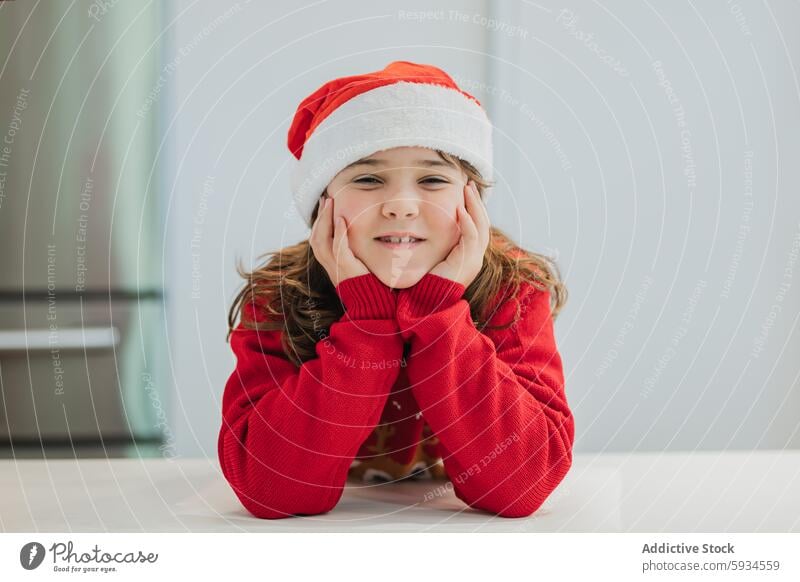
[218,271,574,519]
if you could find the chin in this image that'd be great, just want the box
[371,268,428,290]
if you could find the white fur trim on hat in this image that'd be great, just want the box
[290,81,493,228]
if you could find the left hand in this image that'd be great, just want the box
[429,179,491,288]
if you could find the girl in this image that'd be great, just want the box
[218,61,574,519]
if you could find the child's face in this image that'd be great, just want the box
[324,146,469,289]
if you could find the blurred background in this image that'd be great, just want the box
[0,0,798,460]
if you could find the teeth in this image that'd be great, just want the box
[380,236,420,243]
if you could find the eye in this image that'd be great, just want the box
[352,175,450,186]
[353,176,382,184]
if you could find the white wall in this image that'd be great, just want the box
[488,1,800,452]
[165,0,800,457]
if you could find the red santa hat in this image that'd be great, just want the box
[287,60,494,228]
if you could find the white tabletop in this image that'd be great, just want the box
[1,450,798,532]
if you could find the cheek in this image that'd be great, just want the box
[331,195,363,225]
[335,199,373,243]
[432,199,462,243]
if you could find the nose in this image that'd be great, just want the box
[381,193,420,220]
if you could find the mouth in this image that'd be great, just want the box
[374,235,426,249]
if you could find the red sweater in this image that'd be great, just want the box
[218,271,574,519]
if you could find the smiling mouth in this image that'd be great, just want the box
[374,236,425,248]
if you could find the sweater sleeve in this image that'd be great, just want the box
[396,273,574,518]
[218,272,403,519]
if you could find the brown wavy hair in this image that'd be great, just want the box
[227,150,568,367]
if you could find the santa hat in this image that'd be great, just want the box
[287,61,494,228]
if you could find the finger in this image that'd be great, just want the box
[331,207,340,254]
[458,181,471,230]
[311,196,328,238]
[466,184,490,245]
[309,198,321,237]
[455,208,477,255]
[309,199,323,252]
[314,198,333,261]
[333,213,349,263]
[328,213,343,283]
[467,182,489,228]
[458,202,479,240]
[450,233,466,268]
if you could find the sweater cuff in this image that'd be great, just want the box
[335,273,397,320]
[398,273,466,319]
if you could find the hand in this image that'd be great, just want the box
[309,194,370,288]
[429,180,490,288]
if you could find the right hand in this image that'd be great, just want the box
[309,194,370,288]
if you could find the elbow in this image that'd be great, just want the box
[227,473,342,519]
[493,501,541,519]
[495,467,571,518]
[218,431,342,520]
[238,491,339,520]
[450,409,575,519]
[457,492,543,519]
[475,448,574,519]
[494,411,575,518]
[506,449,573,518]
[488,480,570,519]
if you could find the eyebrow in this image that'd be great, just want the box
[343,158,455,172]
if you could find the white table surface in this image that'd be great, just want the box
[1,451,798,532]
